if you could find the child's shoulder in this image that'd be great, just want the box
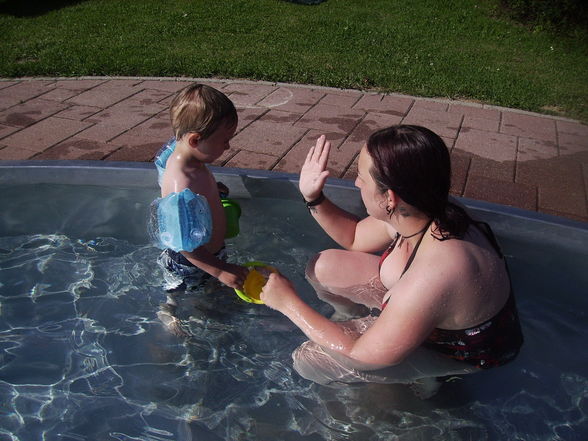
[185,165,217,194]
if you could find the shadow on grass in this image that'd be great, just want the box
[0,0,87,17]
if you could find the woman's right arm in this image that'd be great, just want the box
[299,135,390,251]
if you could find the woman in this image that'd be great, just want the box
[260,125,523,394]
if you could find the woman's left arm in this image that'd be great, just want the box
[261,273,358,353]
[261,268,449,370]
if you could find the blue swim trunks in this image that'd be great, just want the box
[158,247,227,291]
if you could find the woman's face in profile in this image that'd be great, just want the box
[355,146,387,219]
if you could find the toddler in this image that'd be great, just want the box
[152,83,248,291]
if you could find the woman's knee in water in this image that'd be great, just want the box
[305,249,340,286]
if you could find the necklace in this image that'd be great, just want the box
[401,221,431,239]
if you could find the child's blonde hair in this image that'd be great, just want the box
[169,83,237,140]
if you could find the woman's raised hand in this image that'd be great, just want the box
[299,135,331,201]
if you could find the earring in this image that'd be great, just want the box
[385,205,396,218]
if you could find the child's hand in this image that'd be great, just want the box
[299,135,331,202]
[218,263,249,289]
[260,272,298,312]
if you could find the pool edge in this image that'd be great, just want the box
[1,159,586,233]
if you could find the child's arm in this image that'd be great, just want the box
[181,248,249,289]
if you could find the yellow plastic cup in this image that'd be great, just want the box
[234,261,277,304]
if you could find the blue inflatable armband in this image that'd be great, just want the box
[149,189,212,252]
[154,138,177,186]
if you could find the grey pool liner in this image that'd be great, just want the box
[1,160,586,250]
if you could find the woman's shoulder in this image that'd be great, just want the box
[420,230,486,277]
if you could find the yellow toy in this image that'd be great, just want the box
[234,261,277,304]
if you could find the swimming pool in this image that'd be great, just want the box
[1,162,587,441]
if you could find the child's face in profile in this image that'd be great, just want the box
[193,121,237,163]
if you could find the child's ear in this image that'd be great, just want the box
[186,132,201,149]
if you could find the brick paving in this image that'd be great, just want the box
[0,77,587,223]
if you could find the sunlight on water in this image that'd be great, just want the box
[0,188,587,440]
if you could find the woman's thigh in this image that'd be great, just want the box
[293,340,478,387]
[306,249,386,309]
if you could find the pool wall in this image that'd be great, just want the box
[1,160,586,250]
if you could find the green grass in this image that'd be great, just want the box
[1,0,587,121]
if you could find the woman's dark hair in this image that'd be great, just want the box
[366,125,470,239]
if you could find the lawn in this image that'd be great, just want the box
[1,0,587,121]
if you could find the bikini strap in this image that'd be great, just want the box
[378,233,401,270]
[400,221,432,277]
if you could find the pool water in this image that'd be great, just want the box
[0,182,587,441]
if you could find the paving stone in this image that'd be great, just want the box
[54,105,102,121]
[195,80,231,90]
[236,107,267,132]
[274,130,346,175]
[402,107,462,138]
[0,123,19,139]
[469,157,515,182]
[231,119,308,156]
[329,138,364,178]
[0,80,56,110]
[442,136,456,150]
[583,163,588,205]
[517,138,558,162]
[341,157,358,181]
[50,79,106,91]
[76,95,168,143]
[214,148,239,166]
[412,100,448,112]
[461,115,500,132]
[454,128,517,162]
[464,175,537,211]
[35,137,118,160]
[448,104,500,121]
[556,119,588,136]
[76,122,135,143]
[83,95,167,129]
[538,184,587,218]
[225,151,277,170]
[66,81,142,108]
[125,89,174,106]
[39,88,82,102]
[516,155,584,189]
[257,87,324,114]
[0,145,37,160]
[0,77,583,223]
[351,112,403,142]
[223,83,278,107]
[450,153,471,196]
[558,130,588,158]
[137,80,191,93]
[501,112,556,143]
[295,103,365,134]
[0,98,69,128]
[109,115,173,146]
[319,91,362,108]
[353,94,413,117]
[258,110,303,125]
[158,95,175,108]
[0,81,20,90]
[104,141,162,162]
[1,117,92,153]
